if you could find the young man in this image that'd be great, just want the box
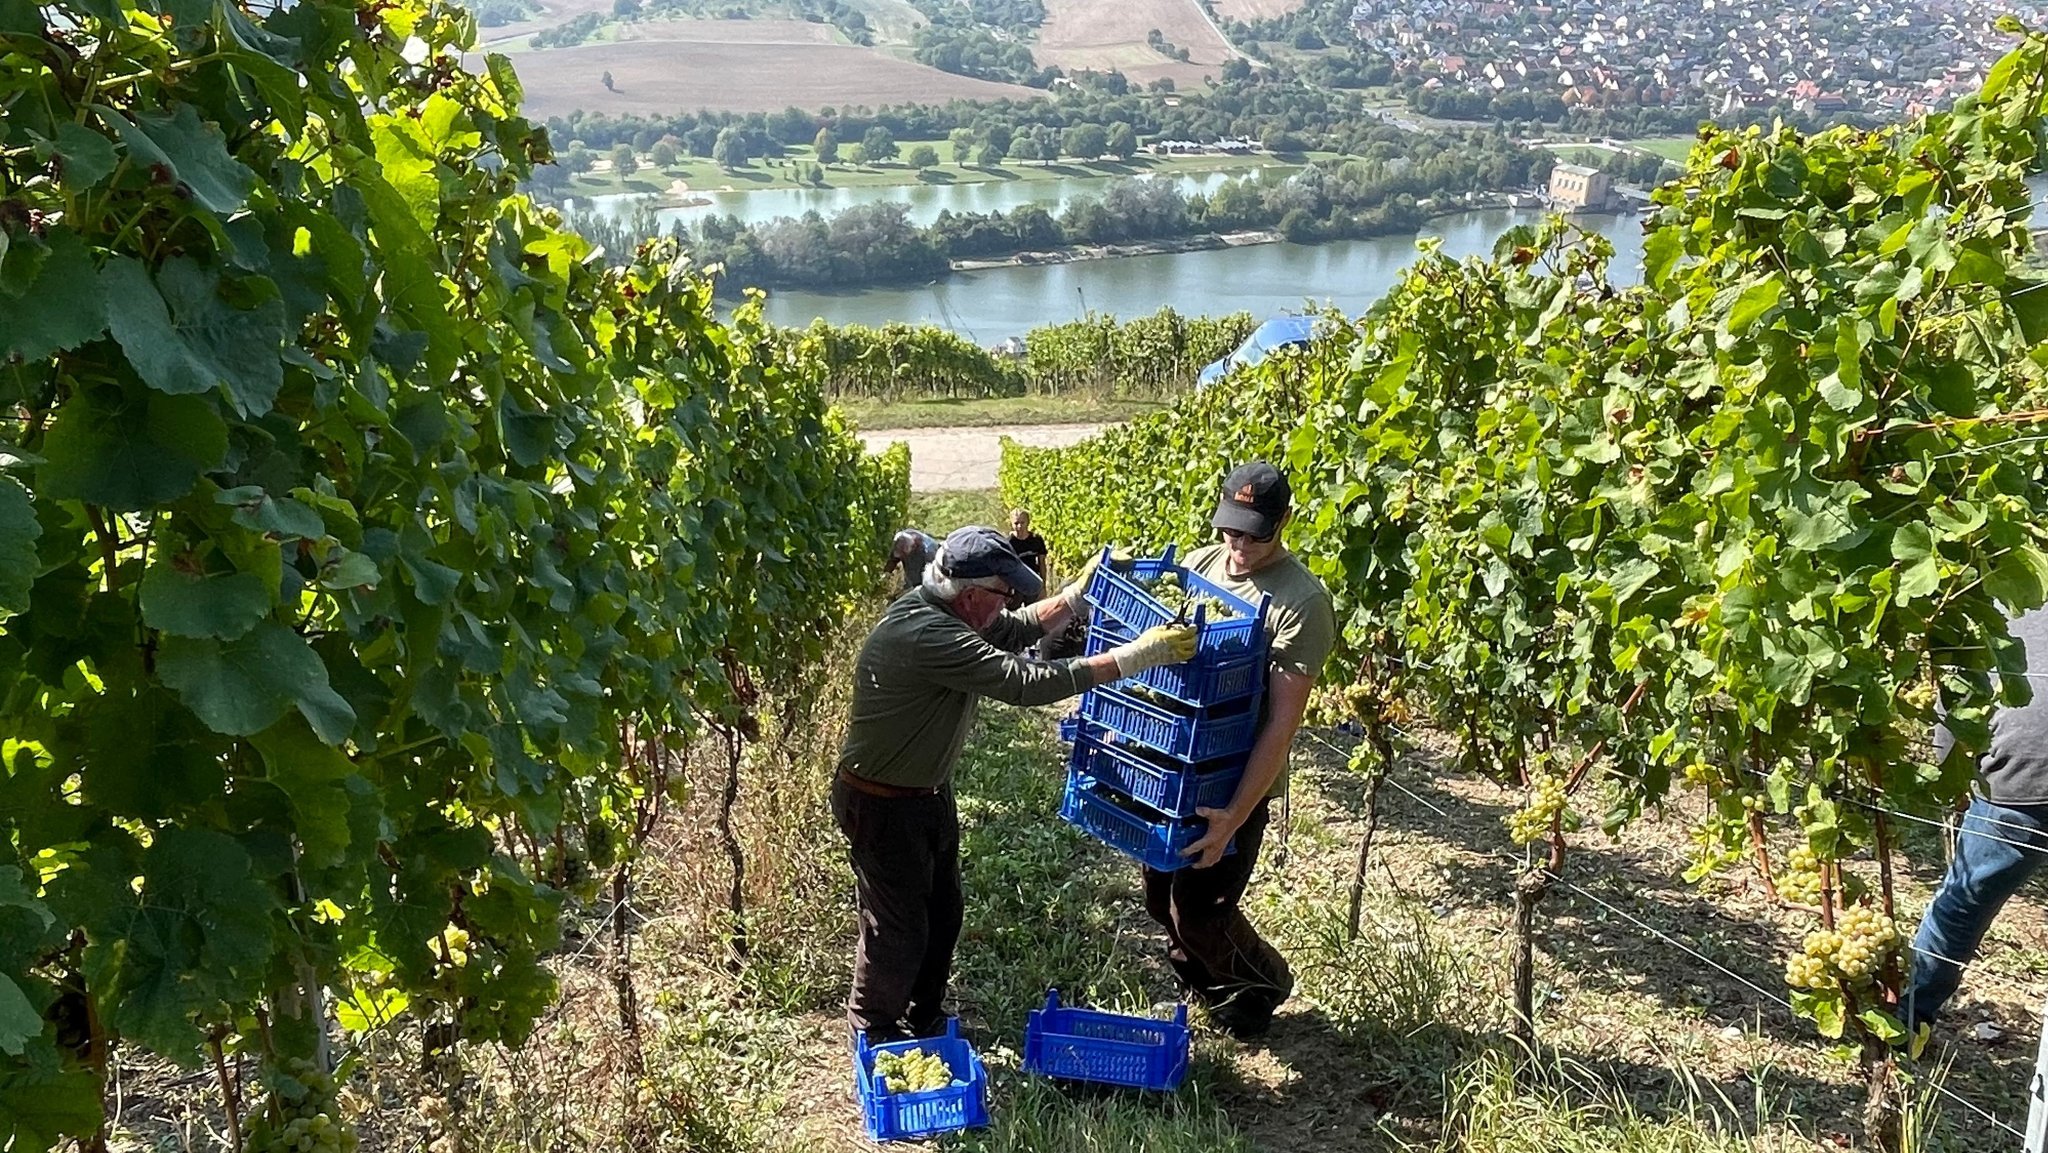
[1150,462,1336,1040]
[1008,508,1048,583]
[834,526,1197,1043]
[1904,606,2048,1028]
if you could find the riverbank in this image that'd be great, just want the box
[950,229,1282,271]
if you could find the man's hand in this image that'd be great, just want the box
[1182,805,1244,869]
[1060,546,1133,613]
[1109,624,1197,675]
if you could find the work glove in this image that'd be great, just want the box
[1109,624,1198,676]
[1061,547,1133,614]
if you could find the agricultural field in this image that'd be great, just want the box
[1035,0,1240,88]
[1212,0,1309,19]
[1625,134,1704,163]
[504,35,1038,116]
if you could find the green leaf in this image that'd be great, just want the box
[158,621,356,742]
[103,257,287,417]
[139,563,273,639]
[110,104,256,215]
[1891,522,1935,563]
[1858,1008,1907,1043]
[1898,554,1940,602]
[0,229,108,361]
[51,122,118,191]
[1641,226,1682,287]
[251,719,357,868]
[0,974,38,1055]
[1985,542,2048,611]
[1727,275,1783,334]
[485,53,524,108]
[0,1046,102,1148]
[37,386,228,511]
[217,487,327,540]
[1781,481,1868,552]
[0,475,40,620]
[72,688,226,819]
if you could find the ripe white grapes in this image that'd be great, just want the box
[1507,770,1567,844]
[245,1058,358,1153]
[1784,903,1901,991]
[871,1047,960,1094]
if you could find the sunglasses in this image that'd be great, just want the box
[1218,527,1275,544]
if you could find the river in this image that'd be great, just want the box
[761,208,1645,342]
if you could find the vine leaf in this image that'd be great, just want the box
[0,229,108,362]
[108,104,256,216]
[51,123,118,192]
[37,386,228,511]
[138,563,273,640]
[251,720,358,868]
[103,257,287,417]
[0,475,40,620]
[158,621,357,743]
[71,689,226,819]
[0,974,36,1055]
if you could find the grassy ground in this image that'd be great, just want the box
[107,626,2047,1150]
[1623,136,1703,164]
[907,488,1008,536]
[834,394,1171,431]
[555,148,1314,199]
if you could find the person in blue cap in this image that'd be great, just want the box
[833,525,1197,1043]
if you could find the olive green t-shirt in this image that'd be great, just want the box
[1182,543,1337,796]
[837,587,1093,790]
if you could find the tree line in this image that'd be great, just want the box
[564,133,1553,292]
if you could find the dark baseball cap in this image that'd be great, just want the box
[935,526,1045,599]
[1211,462,1292,539]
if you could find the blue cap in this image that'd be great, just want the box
[935,526,1045,599]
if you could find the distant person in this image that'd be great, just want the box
[1008,508,1048,582]
[884,529,937,594]
[1905,606,2048,1029]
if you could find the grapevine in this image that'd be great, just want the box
[243,1059,358,1153]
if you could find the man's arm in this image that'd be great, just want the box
[1183,668,1315,868]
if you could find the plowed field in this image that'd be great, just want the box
[1035,0,1239,88]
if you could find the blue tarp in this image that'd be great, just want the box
[1196,315,1318,387]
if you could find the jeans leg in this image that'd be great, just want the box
[1905,796,2048,1026]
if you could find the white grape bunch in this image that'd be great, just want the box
[1784,903,1901,991]
[1507,769,1568,844]
[872,1047,960,1094]
[245,1057,359,1153]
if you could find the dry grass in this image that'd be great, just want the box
[1035,0,1238,88]
[1212,0,1308,19]
[502,39,1039,115]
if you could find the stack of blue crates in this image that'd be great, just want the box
[1059,544,1270,872]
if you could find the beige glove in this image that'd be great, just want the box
[1108,624,1198,676]
[1061,547,1132,614]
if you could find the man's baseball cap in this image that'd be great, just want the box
[1211,462,1292,540]
[935,526,1045,599]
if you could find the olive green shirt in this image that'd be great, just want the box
[837,587,1093,789]
[1183,543,1337,796]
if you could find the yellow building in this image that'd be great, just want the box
[1548,163,1614,212]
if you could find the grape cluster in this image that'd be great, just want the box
[871,1047,960,1094]
[246,1058,358,1153]
[1680,760,1719,790]
[1506,771,1567,845]
[1778,845,1822,904]
[1784,904,1901,991]
[1137,572,1240,622]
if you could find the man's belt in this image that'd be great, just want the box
[835,769,941,799]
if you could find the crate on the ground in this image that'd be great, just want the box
[852,1019,990,1143]
[1084,545,1270,660]
[1086,621,1266,708]
[1059,772,1232,872]
[1058,711,1080,743]
[1068,721,1244,819]
[1078,683,1263,763]
[1023,989,1191,1091]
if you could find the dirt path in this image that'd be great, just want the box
[859,423,1107,491]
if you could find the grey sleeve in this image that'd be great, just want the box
[982,603,1049,653]
[916,622,1090,707]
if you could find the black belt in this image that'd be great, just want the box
[836,770,940,799]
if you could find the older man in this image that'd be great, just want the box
[834,526,1196,1042]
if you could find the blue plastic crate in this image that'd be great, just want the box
[1059,772,1231,872]
[1086,621,1267,708]
[853,1019,991,1143]
[1078,684,1263,763]
[1084,545,1270,660]
[1058,712,1080,743]
[1069,723,1244,819]
[1024,989,1191,1091]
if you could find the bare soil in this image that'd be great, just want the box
[1035,0,1238,89]
[499,39,1039,117]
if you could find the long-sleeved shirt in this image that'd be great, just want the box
[837,587,1093,789]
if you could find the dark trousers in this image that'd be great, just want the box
[831,778,963,1041]
[1142,796,1292,1015]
